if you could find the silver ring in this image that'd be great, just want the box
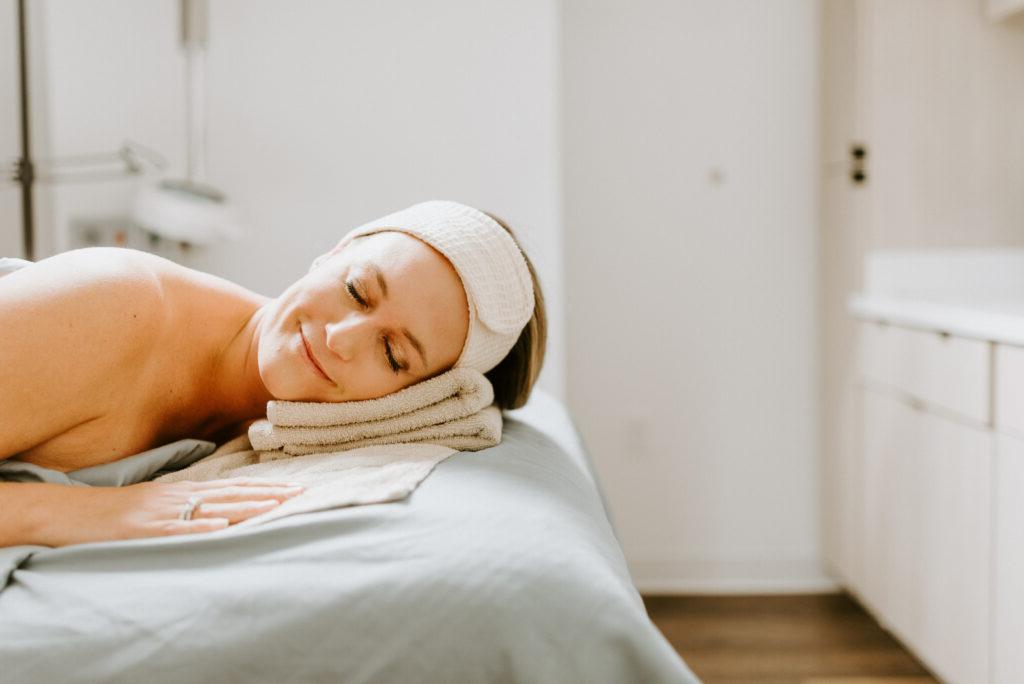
[179,495,203,521]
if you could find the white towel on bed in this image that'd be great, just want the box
[154,434,456,527]
[247,367,501,454]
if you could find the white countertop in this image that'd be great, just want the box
[848,249,1024,347]
[849,294,1024,347]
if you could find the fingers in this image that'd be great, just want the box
[158,499,286,535]
[196,485,305,504]
[159,518,230,536]
[190,477,305,489]
[191,499,283,524]
[149,478,308,537]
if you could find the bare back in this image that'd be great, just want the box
[0,247,263,472]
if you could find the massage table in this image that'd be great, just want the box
[0,389,699,683]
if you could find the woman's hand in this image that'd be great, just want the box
[36,477,306,547]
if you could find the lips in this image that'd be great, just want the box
[300,328,331,382]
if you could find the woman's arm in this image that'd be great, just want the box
[0,478,305,548]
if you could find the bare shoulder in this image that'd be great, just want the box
[0,248,169,459]
[0,247,167,341]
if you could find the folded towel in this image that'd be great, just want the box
[248,367,502,454]
[265,367,493,427]
[155,434,456,527]
[259,405,503,455]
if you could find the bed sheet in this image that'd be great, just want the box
[0,391,698,683]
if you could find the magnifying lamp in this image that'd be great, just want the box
[132,0,240,245]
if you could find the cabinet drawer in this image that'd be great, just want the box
[859,321,991,424]
[995,344,1024,436]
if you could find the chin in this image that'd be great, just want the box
[257,358,308,401]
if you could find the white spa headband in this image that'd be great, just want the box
[333,200,535,375]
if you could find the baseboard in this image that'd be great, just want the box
[630,556,840,595]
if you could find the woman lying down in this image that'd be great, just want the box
[0,200,546,548]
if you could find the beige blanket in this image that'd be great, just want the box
[160,369,502,525]
[155,434,456,527]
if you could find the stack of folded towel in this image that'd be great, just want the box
[247,367,502,455]
[155,368,503,527]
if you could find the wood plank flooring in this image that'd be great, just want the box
[641,593,938,684]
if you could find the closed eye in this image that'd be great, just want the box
[383,337,407,374]
[346,281,368,308]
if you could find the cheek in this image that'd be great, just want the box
[256,334,296,398]
[257,320,327,401]
[342,365,412,401]
[432,318,469,369]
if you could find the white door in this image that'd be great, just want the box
[563,0,823,593]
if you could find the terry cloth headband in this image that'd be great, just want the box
[333,200,535,375]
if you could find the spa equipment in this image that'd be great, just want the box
[8,0,232,257]
[132,0,240,245]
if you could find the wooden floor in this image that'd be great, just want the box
[642,593,938,684]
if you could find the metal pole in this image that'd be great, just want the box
[16,0,35,261]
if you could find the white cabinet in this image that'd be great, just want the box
[860,323,990,424]
[848,319,1024,683]
[914,408,991,684]
[994,434,1024,683]
[859,386,992,684]
[995,344,1024,438]
[860,390,918,633]
[842,292,1024,682]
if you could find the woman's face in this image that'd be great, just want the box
[257,231,469,402]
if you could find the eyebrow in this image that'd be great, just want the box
[369,263,428,370]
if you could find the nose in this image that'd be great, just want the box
[324,313,375,362]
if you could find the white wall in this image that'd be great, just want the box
[858,0,1024,249]
[563,0,829,592]
[32,0,565,397]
